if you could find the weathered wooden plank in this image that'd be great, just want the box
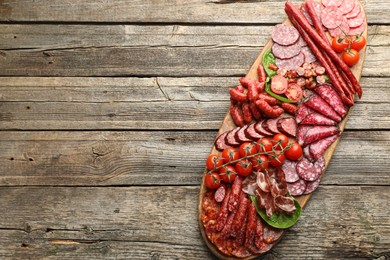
[0,131,388,186]
[0,46,387,77]
[1,24,388,50]
[0,186,388,259]
[0,77,389,130]
[0,0,388,24]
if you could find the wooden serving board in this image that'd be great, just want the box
[198,2,368,258]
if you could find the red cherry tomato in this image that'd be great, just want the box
[205,173,221,189]
[342,49,360,67]
[285,83,303,102]
[285,142,303,161]
[272,133,289,151]
[219,165,237,183]
[270,75,288,94]
[235,159,253,177]
[221,148,240,164]
[268,150,286,167]
[331,36,350,53]
[239,142,257,158]
[206,154,223,171]
[250,154,269,172]
[351,35,366,52]
[257,138,273,153]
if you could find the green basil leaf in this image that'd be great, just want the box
[262,50,277,82]
[249,195,302,229]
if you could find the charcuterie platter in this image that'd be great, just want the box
[198,0,367,258]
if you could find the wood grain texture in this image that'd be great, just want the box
[0,0,388,24]
[0,186,387,259]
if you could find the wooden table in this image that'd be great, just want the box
[0,0,389,259]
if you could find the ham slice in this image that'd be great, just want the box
[274,195,296,214]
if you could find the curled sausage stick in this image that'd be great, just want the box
[230,104,245,127]
[255,99,284,118]
[229,88,248,103]
[257,64,267,83]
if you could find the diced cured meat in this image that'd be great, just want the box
[315,84,348,117]
[277,117,297,137]
[345,0,361,19]
[321,6,343,29]
[275,52,305,71]
[303,126,340,146]
[272,42,302,59]
[322,0,343,7]
[348,19,366,35]
[245,123,263,140]
[225,127,241,147]
[287,179,307,196]
[339,0,355,14]
[296,103,314,124]
[297,157,321,181]
[263,225,284,244]
[274,195,296,214]
[262,118,281,135]
[301,46,317,64]
[228,175,242,212]
[256,171,271,193]
[329,16,350,37]
[297,125,311,146]
[347,9,365,28]
[235,125,252,143]
[215,131,232,151]
[300,112,337,126]
[216,188,231,231]
[245,203,258,248]
[303,178,321,194]
[309,133,340,160]
[214,184,226,203]
[281,160,300,183]
[271,24,300,46]
[254,121,274,137]
[305,94,342,122]
[303,145,315,162]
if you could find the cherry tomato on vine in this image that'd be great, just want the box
[351,35,366,52]
[285,142,303,161]
[331,36,350,53]
[235,159,253,177]
[257,137,273,153]
[239,142,257,157]
[221,148,240,163]
[219,165,237,183]
[204,173,221,189]
[250,154,269,172]
[272,133,289,151]
[268,150,286,167]
[206,154,223,171]
[342,49,360,67]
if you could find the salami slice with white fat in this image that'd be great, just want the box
[348,19,366,35]
[272,42,302,59]
[322,0,343,7]
[297,36,307,47]
[339,0,355,14]
[301,4,313,25]
[329,16,350,37]
[347,10,365,28]
[301,46,317,64]
[297,157,322,181]
[271,24,300,46]
[309,133,340,160]
[345,0,361,19]
[276,52,305,71]
[303,146,315,162]
[287,179,307,196]
[303,179,321,194]
[321,6,343,29]
[281,160,300,183]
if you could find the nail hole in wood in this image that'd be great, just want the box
[26,106,31,110]
[29,158,34,161]
[10,157,14,161]
[48,61,53,64]
[14,36,17,39]
[21,243,28,248]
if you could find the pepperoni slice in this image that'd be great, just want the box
[297,158,322,181]
[275,52,305,71]
[348,19,366,35]
[301,46,317,64]
[321,6,343,29]
[281,160,300,183]
[338,0,355,14]
[303,179,321,194]
[347,10,365,28]
[287,179,307,196]
[329,16,350,37]
[345,0,361,19]
[322,0,343,7]
[272,42,302,59]
[271,24,300,46]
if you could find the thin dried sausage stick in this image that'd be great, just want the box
[216,188,232,232]
[249,103,262,121]
[305,1,329,47]
[254,217,264,249]
[230,104,245,127]
[244,203,258,248]
[229,88,248,103]
[257,64,267,83]
[255,99,284,118]
[230,192,250,238]
[228,175,242,212]
[242,102,253,124]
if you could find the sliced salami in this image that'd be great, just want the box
[329,16,350,37]
[277,117,297,137]
[303,179,321,194]
[301,46,317,64]
[281,160,300,183]
[297,125,311,146]
[225,127,241,147]
[263,225,284,244]
[235,125,252,143]
[309,133,340,160]
[275,52,305,71]
[297,36,308,47]
[272,42,302,59]
[321,6,343,29]
[215,131,232,151]
[214,185,226,203]
[347,10,365,28]
[345,0,361,19]
[305,94,342,122]
[315,84,347,117]
[287,179,307,196]
[262,118,280,135]
[301,4,313,25]
[297,157,321,181]
[271,24,300,46]
[348,18,366,35]
[322,0,343,7]
[303,145,315,162]
[315,156,326,174]
[296,103,314,124]
[303,126,340,146]
[254,121,274,137]
[339,0,355,14]
[300,112,337,126]
[245,123,263,140]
